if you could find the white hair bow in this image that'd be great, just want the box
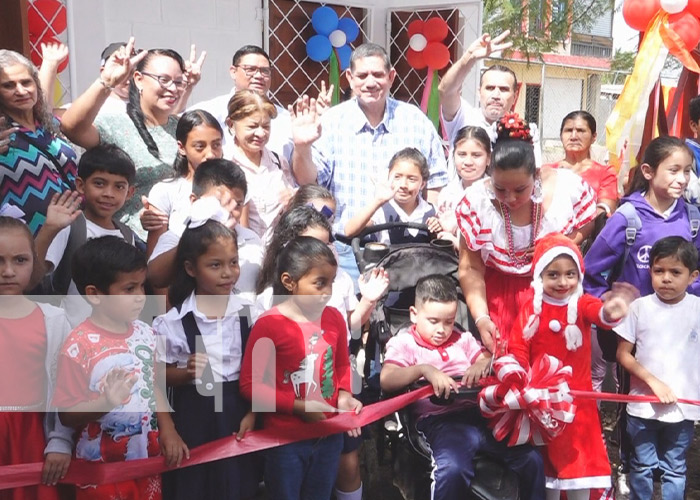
[0,204,26,221]
[184,197,230,229]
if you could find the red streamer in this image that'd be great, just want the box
[0,386,433,490]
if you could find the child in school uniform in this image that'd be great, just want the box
[344,147,436,245]
[154,217,259,500]
[615,236,700,500]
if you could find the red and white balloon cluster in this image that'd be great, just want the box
[623,0,700,49]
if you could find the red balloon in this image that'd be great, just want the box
[423,42,450,70]
[407,20,425,38]
[668,11,700,50]
[406,48,427,69]
[28,0,67,38]
[687,0,700,17]
[423,18,449,42]
[30,35,69,73]
[622,0,661,31]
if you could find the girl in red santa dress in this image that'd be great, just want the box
[508,233,637,500]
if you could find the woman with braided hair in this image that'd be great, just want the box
[455,114,597,353]
[61,38,206,238]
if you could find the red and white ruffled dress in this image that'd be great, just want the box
[455,170,596,341]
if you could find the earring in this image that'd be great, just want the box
[531,176,543,203]
[484,178,496,200]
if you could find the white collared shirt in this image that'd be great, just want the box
[370,197,436,245]
[153,291,253,382]
[149,224,262,304]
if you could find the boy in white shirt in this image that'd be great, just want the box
[35,144,137,326]
[615,236,700,500]
[147,159,262,302]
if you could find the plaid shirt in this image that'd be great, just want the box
[313,97,448,235]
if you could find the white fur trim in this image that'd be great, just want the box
[545,475,612,490]
[533,246,582,280]
[523,315,539,340]
[565,325,583,350]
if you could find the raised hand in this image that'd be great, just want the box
[103,367,137,408]
[601,282,639,323]
[316,81,334,116]
[140,196,169,231]
[184,44,207,88]
[465,31,512,61]
[40,42,69,70]
[101,37,147,89]
[0,118,19,155]
[289,94,321,146]
[358,267,389,303]
[45,191,82,230]
[374,176,399,204]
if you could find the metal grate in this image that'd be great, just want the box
[266,0,370,108]
[27,0,71,107]
[388,8,471,108]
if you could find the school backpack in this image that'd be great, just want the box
[49,214,136,296]
[614,201,700,269]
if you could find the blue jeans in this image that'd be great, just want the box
[264,434,344,500]
[627,414,694,500]
[417,411,545,500]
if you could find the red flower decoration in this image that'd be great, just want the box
[406,18,451,70]
[497,113,533,143]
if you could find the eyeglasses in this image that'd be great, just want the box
[140,72,188,90]
[236,65,272,78]
[306,203,335,223]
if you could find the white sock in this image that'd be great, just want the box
[334,483,363,500]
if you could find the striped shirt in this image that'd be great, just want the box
[456,169,596,275]
[313,97,448,236]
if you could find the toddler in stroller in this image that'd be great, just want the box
[352,224,543,500]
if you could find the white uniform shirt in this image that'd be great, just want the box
[153,291,252,382]
[615,293,700,422]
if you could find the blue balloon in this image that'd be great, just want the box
[336,45,352,71]
[306,35,332,62]
[338,18,360,44]
[311,6,338,36]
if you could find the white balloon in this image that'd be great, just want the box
[660,0,687,14]
[329,30,347,48]
[409,34,428,52]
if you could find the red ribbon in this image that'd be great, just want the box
[0,386,432,490]
[478,355,576,446]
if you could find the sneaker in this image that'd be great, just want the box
[617,473,631,497]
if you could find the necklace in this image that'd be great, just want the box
[499,201,542,269]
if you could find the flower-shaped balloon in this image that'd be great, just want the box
[406,18,451,70]
[306,6,360,71]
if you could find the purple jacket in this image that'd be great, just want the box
[583,192,700,297]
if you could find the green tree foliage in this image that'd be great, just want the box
[483,0,615,60]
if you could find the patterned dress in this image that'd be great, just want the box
[0,120,77,234]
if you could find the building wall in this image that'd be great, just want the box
[67,0,262,103]
[66,0,482,107]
